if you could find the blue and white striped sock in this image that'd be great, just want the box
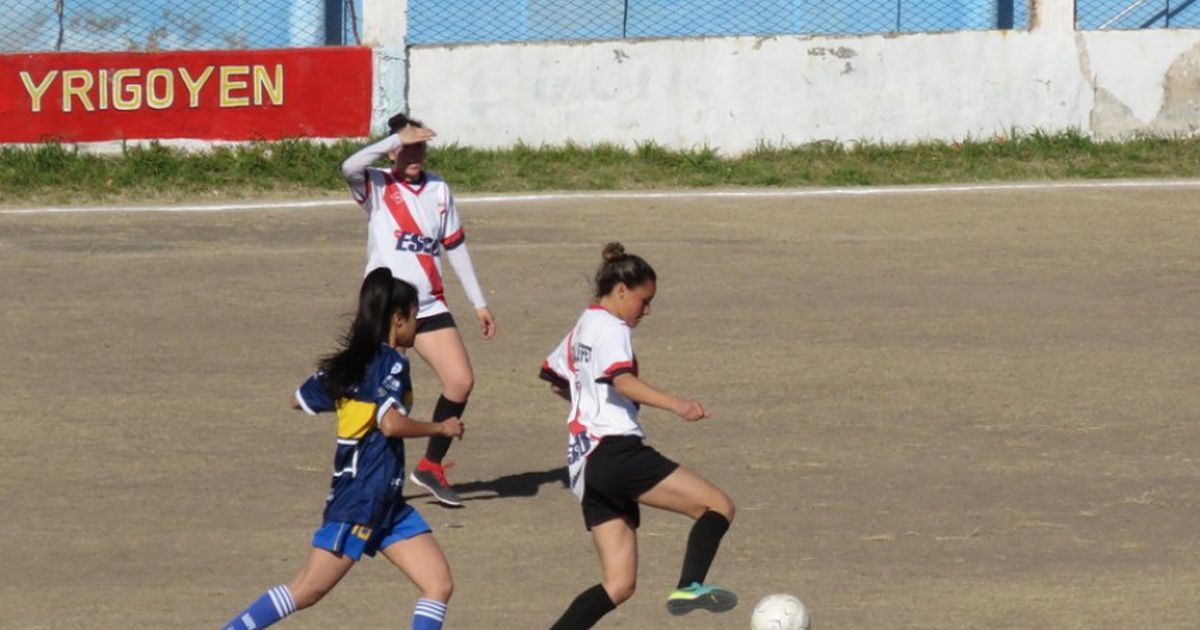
[412,597,448,630]
[223,585,297,630]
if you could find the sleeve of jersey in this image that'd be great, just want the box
[374,354,413,425]
[295,373,336,415]
[539,336,571,389]
[440,190,466,249]
[595,327,636,384]
[445,244,487,309]
[341,135,402,211]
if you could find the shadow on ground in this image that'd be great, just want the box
[406,466,568,504]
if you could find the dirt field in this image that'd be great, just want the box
[1,184,1198,629]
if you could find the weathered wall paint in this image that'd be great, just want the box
[403,29,1200,153]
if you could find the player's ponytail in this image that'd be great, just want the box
[318,267,419,398]
[595,241,656,299]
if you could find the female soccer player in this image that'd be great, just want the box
[341,114,496,507]
[221,268,463,630]
[539,242,738,629]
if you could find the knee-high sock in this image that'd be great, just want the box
[549,584,616,630]
[424,395,466,463]
[223,585,296,630]
[412,598,447,630]
[678,510,731,588]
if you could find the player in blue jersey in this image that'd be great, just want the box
[221,267,463,630]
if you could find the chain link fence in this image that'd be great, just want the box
[2,0,361,53]
[6,1,1196,53]
[1077,0,1200,29]
[408,0,1032,45]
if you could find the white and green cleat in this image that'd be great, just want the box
[666,582,738,616]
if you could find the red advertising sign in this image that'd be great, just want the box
[0,47,372,143]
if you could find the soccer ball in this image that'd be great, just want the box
[750,593,810,630]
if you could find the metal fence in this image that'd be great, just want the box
[6,1,1197,54]
[407,0,1033,45]
[1076,0,1200,28]
[1,0,361,53]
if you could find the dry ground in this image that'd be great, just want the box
[1,184,1197,629]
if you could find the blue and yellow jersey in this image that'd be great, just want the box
[294,344,414,527]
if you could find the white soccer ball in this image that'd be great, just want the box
[750,593,811,630]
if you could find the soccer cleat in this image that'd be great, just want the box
[409,459,463,507]
[666,582,738,616]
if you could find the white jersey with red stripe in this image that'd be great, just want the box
[354,168,466,319]
[541,305,642,499]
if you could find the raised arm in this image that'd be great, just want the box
[612,373,708,422]
[341,134,402,203]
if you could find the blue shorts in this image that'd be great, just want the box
[311,505,431,561]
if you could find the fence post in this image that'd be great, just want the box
[998,1,1015,29]
[325,0,345,45]
[362,0,410,134]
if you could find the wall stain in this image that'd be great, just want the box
[808,46,857,59]
[1082,33,1200,138]
[1155,43,1200,136]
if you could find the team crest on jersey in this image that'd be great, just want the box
[394,230,439,255]
[572,343,592,363]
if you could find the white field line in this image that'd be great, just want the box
[4,179,1200,215]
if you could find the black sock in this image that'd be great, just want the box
[424,395,467,463]
[549,584,616,630]
[678,510,731,588]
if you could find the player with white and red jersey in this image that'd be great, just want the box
[341,114,495,508]
[539,242,739,629]
[541,304,645,497]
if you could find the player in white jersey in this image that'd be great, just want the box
[539,242,738,628]
[341,114,496,507]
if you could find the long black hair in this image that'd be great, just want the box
[318,267,419,398]
[594,241,656,299]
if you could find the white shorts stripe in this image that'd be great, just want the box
[241,613,257,629]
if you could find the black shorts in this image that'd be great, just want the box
[582,435,679,530]
[416,312,457,334]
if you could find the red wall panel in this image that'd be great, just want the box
[0,47,372,143]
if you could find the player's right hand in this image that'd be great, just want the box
[674,399,709,422]
[397,125,436,145]
[440,418,465,439]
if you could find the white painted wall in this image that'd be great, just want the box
[378,0,1200,153]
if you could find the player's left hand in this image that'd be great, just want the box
[476,307,497,341]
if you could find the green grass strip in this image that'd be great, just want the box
[2,130,1199,205]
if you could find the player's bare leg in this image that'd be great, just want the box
[382,533,453,629]
[221,547,353,629]
[638,466,734,520]
[593,517,639,605]
[639,466,738,616]
[285,547,356,610]
[549,517,636,629]
[410,326,474,506]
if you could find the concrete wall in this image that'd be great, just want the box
[382,0,1200,152]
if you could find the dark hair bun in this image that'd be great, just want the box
[601,242,626,263]
[387,113,427,133]
[387,113,410,133]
